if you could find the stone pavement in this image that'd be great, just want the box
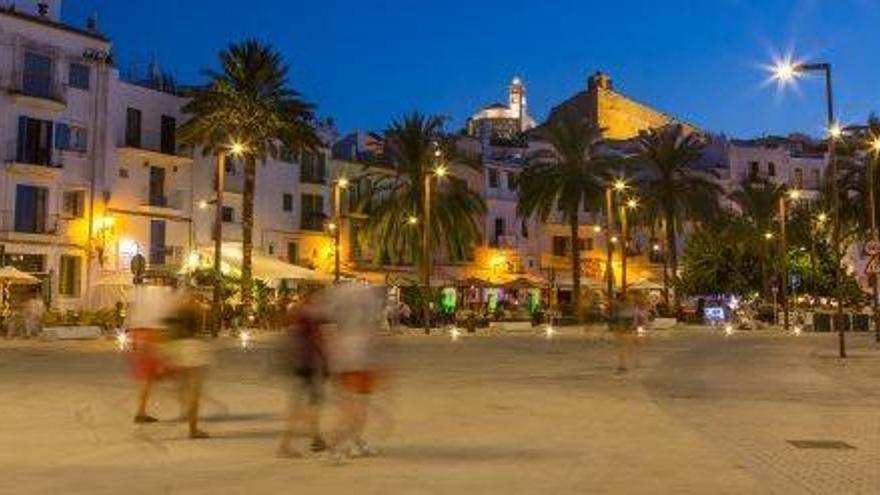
[0,329,877,494]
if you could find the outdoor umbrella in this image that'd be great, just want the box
[0,267,39,320]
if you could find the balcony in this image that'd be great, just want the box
[148,245,185,269]
[490,235,521,249]
[7,70,67,112]
[4,141,63,178]
[300,173,327,186]
[0,211,81,245]
[117,130,192,167]
[139,189,188,216]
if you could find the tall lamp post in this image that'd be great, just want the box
[772,59,846,358]
[868,138,880,342]
[620,197,639,297]
[779,189,801,332]
[421,145,447,333]
[605,178,627,317]
[212,141,246,336]
[331,176,349,283]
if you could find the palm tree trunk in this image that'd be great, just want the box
[241,155,256,322]
[570,216,581,323]
[660,219,670,310]
[665,213,680,317]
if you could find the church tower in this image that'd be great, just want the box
[509,77,527,132]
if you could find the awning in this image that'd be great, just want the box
[630,279,664,291]
[197,244,330,282]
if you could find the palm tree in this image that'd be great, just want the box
[636,124,721,314]
[518,117,611,320]
[359,113,485,288]
[729,179,786,299]
[179,39,319,316]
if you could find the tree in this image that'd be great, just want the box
[518,117,611,320]
[635,124,722,314]
[728,178,786,299]
[358,113,485,287]
[179,39,319,316]
[680,216,762,297]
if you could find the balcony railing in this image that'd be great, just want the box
[140,188,187,211]
[119,129,185,157]
[5,140,63,168]
[300,172,327,185]
[8,70,67,105]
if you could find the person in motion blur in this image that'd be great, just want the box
[322,283,386,464]
[609,292,644,373]
[162,291,213,439]
[128,286,174,424]
[277,291,330,458]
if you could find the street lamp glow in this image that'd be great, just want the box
[764,231,775,240]
[817,212,829,223]
[772,60,798,82]
[593,225,602,233]
[652,243,661,252]
[407,215,418,225]
[827,123,843,139]
[612,179,627,192]
[327,222,337,231]
[230,141,247,156]
[871,137,880,153]
[434,165,448,178]
[198,199,209,209]
[337,176,349,189]
[610,236,619,244]
[626,198,639,209]
[788,190,801,200]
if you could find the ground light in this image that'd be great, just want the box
[239,330,252,349]
[450,327,462,342]
[544,325,556,340]
[115,330,129,352]
[724,324,735,337]
[793,325,803,336]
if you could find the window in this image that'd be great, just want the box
[68,62,89,90]
[494,218,505,242]
[507,171,518,191]
[282,193,293,212]
[488,168,500,188]
[521,219,529,238]
[54,123,88,152]
[14,185,48,233]
[149,220,166,265]
[585,238,594,251]
[768,162,776,177]
[552,236,569,256]
[225,158,237,175]
[59,255,81,297]
[813,169,821,188]
[268,244,274,255]
[222,206,234,223]
[125,108,142,147]
[23,51,53,99]
[301,193,325,231]
[279,146,296,163]
[160,115,176,155]
[17,116,54,166]
[287,242,299,264]
[4,254,44,273]
[119,167,129,178]
[794,168,804,189]
[148,166,166,207]
[62,190,85,218]
[749,161,759,177]
[301,151,326,184]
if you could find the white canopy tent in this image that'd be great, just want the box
[196,244,330,283]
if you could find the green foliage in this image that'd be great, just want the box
[679,218,762,296]
[358,113,486,275]
[179,39,319,315]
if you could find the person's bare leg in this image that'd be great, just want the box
[187,368,209,438]
[134,379,157,422]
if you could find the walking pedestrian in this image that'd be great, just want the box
[128,286,175,424]
[277,291,330,458]
[609,292,641,373]
[321,283,386,464]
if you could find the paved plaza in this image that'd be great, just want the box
[1,328,879,494]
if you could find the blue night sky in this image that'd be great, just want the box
[64,0,880,138]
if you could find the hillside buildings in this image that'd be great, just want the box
[0,0,840,312]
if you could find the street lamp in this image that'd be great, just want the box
[620,197,639,297]
[769,57,846,358]
[421,143,447,333]
[867,137,880,342]
[605,178,627,315]
[779,189,801,332]
[212,140,247,336]
[332,176,349,283]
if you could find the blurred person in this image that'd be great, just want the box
[127,286,176,424]
[21,294,45,339]
[609,292,644,373]
[161,291,214,439]
[322,283,387,464]
[277,291,330,458]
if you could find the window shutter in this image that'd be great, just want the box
[17,116,27,162]
[55,123,70,150]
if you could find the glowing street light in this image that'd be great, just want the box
[613,179,627,192]
[827,123,843,139]
[198,199,209,210]
[230,141,247,156]
[764,231,775,240]
[434,165,448,178]
[407,215,418,225]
